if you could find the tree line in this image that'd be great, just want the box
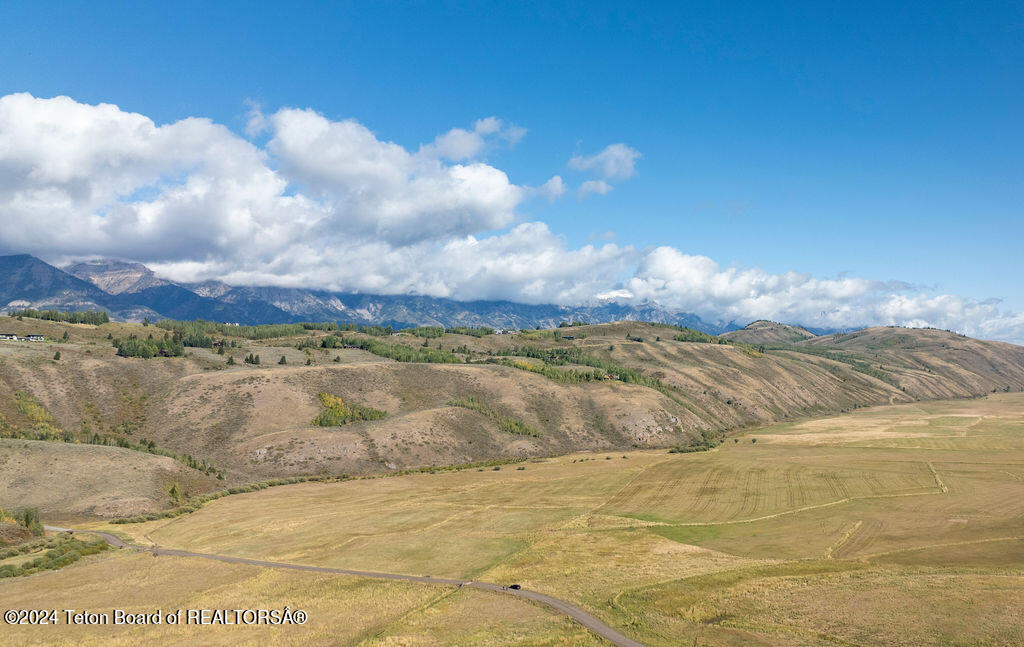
[113,333,185,358]
[155,319,341,340]
[7,309,110,325]
[335,336,465,363]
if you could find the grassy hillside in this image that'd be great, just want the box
[719,319,816,344]
[0,440,211,519]
[2,315,1023,517]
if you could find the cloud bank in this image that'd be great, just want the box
[0,93,1021,343]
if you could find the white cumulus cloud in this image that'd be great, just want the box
[578,179,613,200]
[0,93,1021,344]
[421,116,526,161]
[538,175,566,201]
[569,143,641,181]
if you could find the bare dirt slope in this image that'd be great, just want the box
[0,439,204,518]
[146,362,684,480]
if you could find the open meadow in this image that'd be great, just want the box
[3,393,1022,645]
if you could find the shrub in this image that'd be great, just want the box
[447,396,541,437]
[0,537,109,579]
[673,328,718,343]
[18,508,43,536]
[312,393,387,426]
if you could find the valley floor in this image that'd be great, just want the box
[4,393,1024,646]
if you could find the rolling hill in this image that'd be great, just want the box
[1,315,1022,518]
[719,319,817,344]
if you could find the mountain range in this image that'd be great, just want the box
[0,254,827,333]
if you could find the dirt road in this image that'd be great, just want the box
[45,526,645,647]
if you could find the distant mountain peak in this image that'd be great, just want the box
[182,279,233,299]
[0,254,852,335]
[65,258,170,294]
[0,253,112,309]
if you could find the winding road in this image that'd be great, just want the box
[45,526,645,647]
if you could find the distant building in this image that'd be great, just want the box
[562,335,575,340]
[0,333,17,340]
[24,334,44,342]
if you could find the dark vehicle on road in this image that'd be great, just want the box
[509,584,521,590]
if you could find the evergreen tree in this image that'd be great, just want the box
[53,351,61,361]
[20,508,42,536]
[278,355,287,365]
[227,355,235,365]
[254,354,261,365]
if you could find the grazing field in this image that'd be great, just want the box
[0,552,600,646]
[5,393,1024,645]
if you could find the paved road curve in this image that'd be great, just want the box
[45,526,646,647]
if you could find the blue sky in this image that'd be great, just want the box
[0,2,1022,337]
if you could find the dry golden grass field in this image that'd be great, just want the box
[4,393,1022,646]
